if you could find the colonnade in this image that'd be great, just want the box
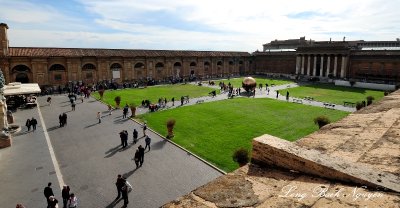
[295,54,347,78]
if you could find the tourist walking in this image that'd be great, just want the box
[276,90,279,99]
[123,104,129,119]
[97,112,101,123]
[121,178,132,207]
[61,185,70,208]
[80,94,84,103]
[172,97,175,106]
[30,117,38,131]
[108,104,112,115]
[142,122,147,136]
[138,145,145,167]
[43,182,54,208]
[71,100,76,111]
[25,118,31,131]
[68,193,78,208]
[115,174,125,200]
[145,136,151,151]
[134,149,140,168]
[133,129,138,144]
[47,97,52,106]
[62,113,67,126]
[286,91,289,101]
[48,196,59,208]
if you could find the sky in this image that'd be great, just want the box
[0,0,399,52]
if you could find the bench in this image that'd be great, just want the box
[323,102,336,108]
[196,99,205,104]
[304,96,314,101]
[343,101,356,107]
[292,98,303,104]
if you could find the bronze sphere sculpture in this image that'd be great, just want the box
[242,77,256,92]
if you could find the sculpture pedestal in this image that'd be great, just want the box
[0,133,11,148]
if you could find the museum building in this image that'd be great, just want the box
[1,22,400,87]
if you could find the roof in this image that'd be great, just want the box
[4,82,41,96]
[8,47,250,58]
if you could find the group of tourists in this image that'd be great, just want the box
[43,182,78,208]
[59,113,68,127]
[25,117,38,132]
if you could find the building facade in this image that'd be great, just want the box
[0,23,251,87]
[257,37,400,84]
[2,23,400,87]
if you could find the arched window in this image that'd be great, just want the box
[174,62,182,67]
[155,62,164,71]
[217,61,223,69]
[49,64,66,71]
[190,62,197,67]
[110,63,122,70]
[12,65,31,73]
[82,63,96,70]
[204,61,210,71]
[229,61,234,65]
[134,62,145,69]
[110,63,122,79]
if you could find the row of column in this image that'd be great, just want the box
[295,54,347,78]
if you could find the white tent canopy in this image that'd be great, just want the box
[4,82,41,96]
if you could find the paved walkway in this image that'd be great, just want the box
[0,95,222,207]
[135,82,356,114]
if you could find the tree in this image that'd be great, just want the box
[314,116,330,129]
[232,148,250,166]
[366,96,375,106]
[114,96,121,109]
[129,103,136,117]
[166,119,176,139]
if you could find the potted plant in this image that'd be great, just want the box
[356,102,364,110]
[98,84,105,100]
[232,148,250,167]
[313,116,330,129]
[129,103,136,117]
[166,119,176,139]
[114,96,121,109]
[366,96,375,106]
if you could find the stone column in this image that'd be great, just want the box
[295,56,300,74]
[333,55,338,78]
[301,56,305,75]
[340,56,347,78]
[313,55,317,76]
[307,55,311,76]
[319,55,324,77]
[326,56,331,77]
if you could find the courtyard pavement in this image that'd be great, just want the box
[0,95,222,208]
[0,81,356,207]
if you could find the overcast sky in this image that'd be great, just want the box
[1,0,399,52]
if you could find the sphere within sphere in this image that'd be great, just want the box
[242,77,257,92]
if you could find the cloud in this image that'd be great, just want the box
[1,0,399,51]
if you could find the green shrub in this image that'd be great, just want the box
[356,102,364,110]
[313,116,330,129]
[232,148,250,166]
[366,96,375,106]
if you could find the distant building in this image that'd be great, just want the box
[256,37,400,84]
[0,23,251,88]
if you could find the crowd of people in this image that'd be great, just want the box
[43,182,78,208]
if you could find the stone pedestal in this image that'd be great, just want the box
[0,98,12,148]
[0,132,11,148]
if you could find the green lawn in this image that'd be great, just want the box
[286,84,385,105]
[92,84,218,107]
[205,77,294,88]
[138,98,349,172]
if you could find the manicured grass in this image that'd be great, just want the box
[286,83,385,105]
[138,98,349,172]
[205,77,294,88]
[92,84,218,107]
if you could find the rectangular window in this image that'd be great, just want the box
[54,74,62,81]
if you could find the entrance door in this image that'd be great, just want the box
[15,73,29,83]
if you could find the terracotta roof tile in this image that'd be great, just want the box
[8,47,250,58]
